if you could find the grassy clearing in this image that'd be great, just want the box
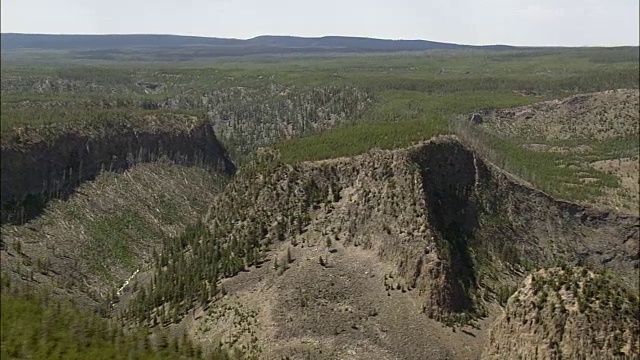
[85,209,165,275]
[276,116,449,162]
[275,90,541,162]
[446,89,638,209]
[591,136,640,160]
[484,135,620,200]
[266,53,637,205]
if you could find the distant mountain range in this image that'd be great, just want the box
[1,33,518,54]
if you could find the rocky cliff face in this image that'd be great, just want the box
[199,135,638,323]
[134,135,638,358]
[305,137,637,320]
[482,267,639,360]
[8,132,634,358]
[1,114,235,224]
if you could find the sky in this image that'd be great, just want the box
[2,0,639,46]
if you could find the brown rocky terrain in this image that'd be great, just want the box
[484,89,639,141]
[2,50,639,360]
[181,237,497,360]
[118,135,637,359]
[590,156,640,214]
[2,131,637,359]
[482,267,639,360]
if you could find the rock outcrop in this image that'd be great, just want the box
[7,133,636,358]
[197,135,638,323]
[137,135,636,358]
[470,113,484,124]
[1,114,235,224]
[482,267,640,360]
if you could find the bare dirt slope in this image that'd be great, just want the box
[589,156,640,214]
[182,240,493,360]
[485,89,639,141]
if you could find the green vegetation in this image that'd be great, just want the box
[1,161,225,299]
[275,90,538,162]
[1,47,638,356]
[2,50,637,204]
[496,285,518,306]
[529,267,640,318]
[124,153,322,328]
[85,209,164,276]
[453,119,623,200]
[196,302,261,358]
[3,49,638,162]
[0,274,227,360]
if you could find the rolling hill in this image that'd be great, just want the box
[0,33,516,55]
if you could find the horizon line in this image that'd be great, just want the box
[2,32,639,48]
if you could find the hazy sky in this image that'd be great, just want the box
[2,0,639,46]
